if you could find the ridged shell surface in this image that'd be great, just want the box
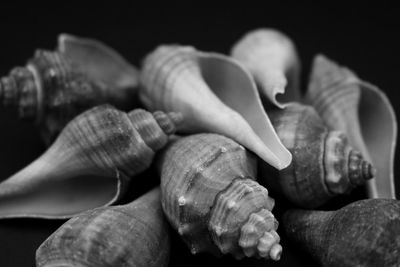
[140,44,292,170]
[263,103,374,208]
[283,199,400,267]
[0,34,139,144]
[159,133,281,260]
[305,54,397,199]
[36,187,170,267]
[0,105,181,219]
[231,28,301,107]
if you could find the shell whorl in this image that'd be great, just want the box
[209,178,281,260]
[52,105,182,178]
[283,199,400,267]
[266,103,374,208]
[36,188,171,267]
[159,133,280,260]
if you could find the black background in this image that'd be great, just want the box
[0,4,399,266]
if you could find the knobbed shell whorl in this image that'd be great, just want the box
[0,105,182,219]
[283,199,400,267]
[262,103,375,208]
[159,133,281,260]
[0,34,139,144]
[36,188,170,267]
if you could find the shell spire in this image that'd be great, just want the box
[283,199,400,267]
[0,105,182,219]
[140,44,292,170]
[231,28,301,107]
[260,103,375,208]
[158,133,281,260]
[348,150,375,185]
[36,188,171,267]
[0,34,139,144]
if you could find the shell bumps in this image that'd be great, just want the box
[158,133,281,260]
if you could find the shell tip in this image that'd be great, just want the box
[167,112,184,128]
[348,150,375,185]
[270,244,282,261]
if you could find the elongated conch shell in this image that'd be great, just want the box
[36,187,170,267]
[0,34,139,144]
[231,28,301,107]
[283,199,400,267]
[262,102,375,208]
[305,55,397,199]
[140,45,291,170]
[158,133,282,260]
[0,105,181,219]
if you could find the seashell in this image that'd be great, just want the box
[140,44,291,170]
[231,28,301,107]
[158,133,282,260]
[0,105,181,219]
[305,54,397,199]
[261,102,375,208]
[283,198,400,267]
[36,187,170,267]
[0,34,139,144]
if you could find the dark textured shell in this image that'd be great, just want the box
[0,105,182,219]
[159,133,281,260]
[283,199,400,267]
[0,35,138,144]
[305,54,397,199]
[261,103,374,208]
[36,188,170,267]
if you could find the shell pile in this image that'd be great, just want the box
[0,29,398,267]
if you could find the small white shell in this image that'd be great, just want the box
[231,28,301,108]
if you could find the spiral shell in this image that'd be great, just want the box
[0,34,138,144]
[0,105,182,219]
[261,103,375,208]
[305,54,397,198]
[283,199,400,267]
[36,187,170,267]
[231,28,301,107]
[159,133,281,260]
[140,44,291,170]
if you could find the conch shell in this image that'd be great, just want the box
[0,105,181,219]
[158,133,281,260]
[231,28,301,107]
[283,199,400,267]
[140,45,291,170]
[0,34,139,144]
[36,187,170,267]
[305,55,397,199]
[261,103,374,208]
